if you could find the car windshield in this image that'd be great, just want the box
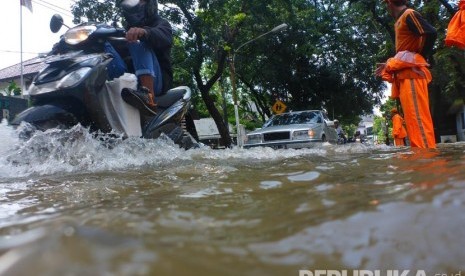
[263,111,319,127]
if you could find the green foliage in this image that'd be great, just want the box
[232,13,246,25]
[345,123,358,138]
[379,98,397,118]
[229,0,387,128]
[241,119,262,131]
[70,0,119,24]
[434,47,465,102]
[1,81,22,96]
[373,115,389,144]
[376,98,400,143]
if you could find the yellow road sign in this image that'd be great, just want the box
[272,100,287,114]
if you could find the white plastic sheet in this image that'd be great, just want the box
[99,73,142,137]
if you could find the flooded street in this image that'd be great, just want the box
[1,120,465,275]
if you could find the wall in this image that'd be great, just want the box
[0,95,28,122]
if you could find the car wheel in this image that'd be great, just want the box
[321,134,326,142]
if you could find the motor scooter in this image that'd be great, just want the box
[11,14,198,149]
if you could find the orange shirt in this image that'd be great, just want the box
[395,9,437,57]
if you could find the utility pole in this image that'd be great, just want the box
[229,23,288,147]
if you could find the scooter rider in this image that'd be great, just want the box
[108,0,173,116]
[334,119,347,144]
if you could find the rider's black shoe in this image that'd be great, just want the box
[121,87,157,116]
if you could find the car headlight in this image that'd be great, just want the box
[293,129,315,140]
[246,134,262,144]
[64,25,97,45]
[308,129,315,138]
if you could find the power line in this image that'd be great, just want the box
[34,0,72,14]
[0,49,41,55]
[32,0,74,18]
[33,0,74,18]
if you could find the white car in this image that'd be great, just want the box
[243,110,338,149]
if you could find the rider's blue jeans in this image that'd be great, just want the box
[105,41,163,96]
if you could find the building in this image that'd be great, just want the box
[0,57,46,93]
[356,115,375,143]
[193,118,235,148]
[0,57,46,122]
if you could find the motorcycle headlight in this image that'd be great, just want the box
[57,67,92,88]
[28,67,92,95]
[64,25,97,45]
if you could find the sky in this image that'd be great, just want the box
[0,0,75,69]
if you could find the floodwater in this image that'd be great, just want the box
[0,119,464,276]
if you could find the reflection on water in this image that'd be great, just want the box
[0,119,465,275]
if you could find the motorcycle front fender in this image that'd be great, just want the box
[142,100,187,139]
[10,104,78,130]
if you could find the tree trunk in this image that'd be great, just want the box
[199,85,233,148]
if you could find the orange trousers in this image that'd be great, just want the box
[394,138,405,146]
[398,78,436,148]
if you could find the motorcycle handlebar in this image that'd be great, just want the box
[108,37,127,41]
[47,26,145,57]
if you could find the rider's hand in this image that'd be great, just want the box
[126,27,147,42]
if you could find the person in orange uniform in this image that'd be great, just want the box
[445,0,465,49]
[375,0,437,149]
[391,108,407,146]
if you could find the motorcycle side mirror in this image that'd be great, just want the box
[50,14,64,33]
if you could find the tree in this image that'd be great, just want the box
[70,0,120,25]
[166,0,241,147]
[373,115,388,144]
[225,0,387,127]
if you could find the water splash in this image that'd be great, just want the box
[0,119,18,157]
[0,121,190,178]
[0,120,391,179]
